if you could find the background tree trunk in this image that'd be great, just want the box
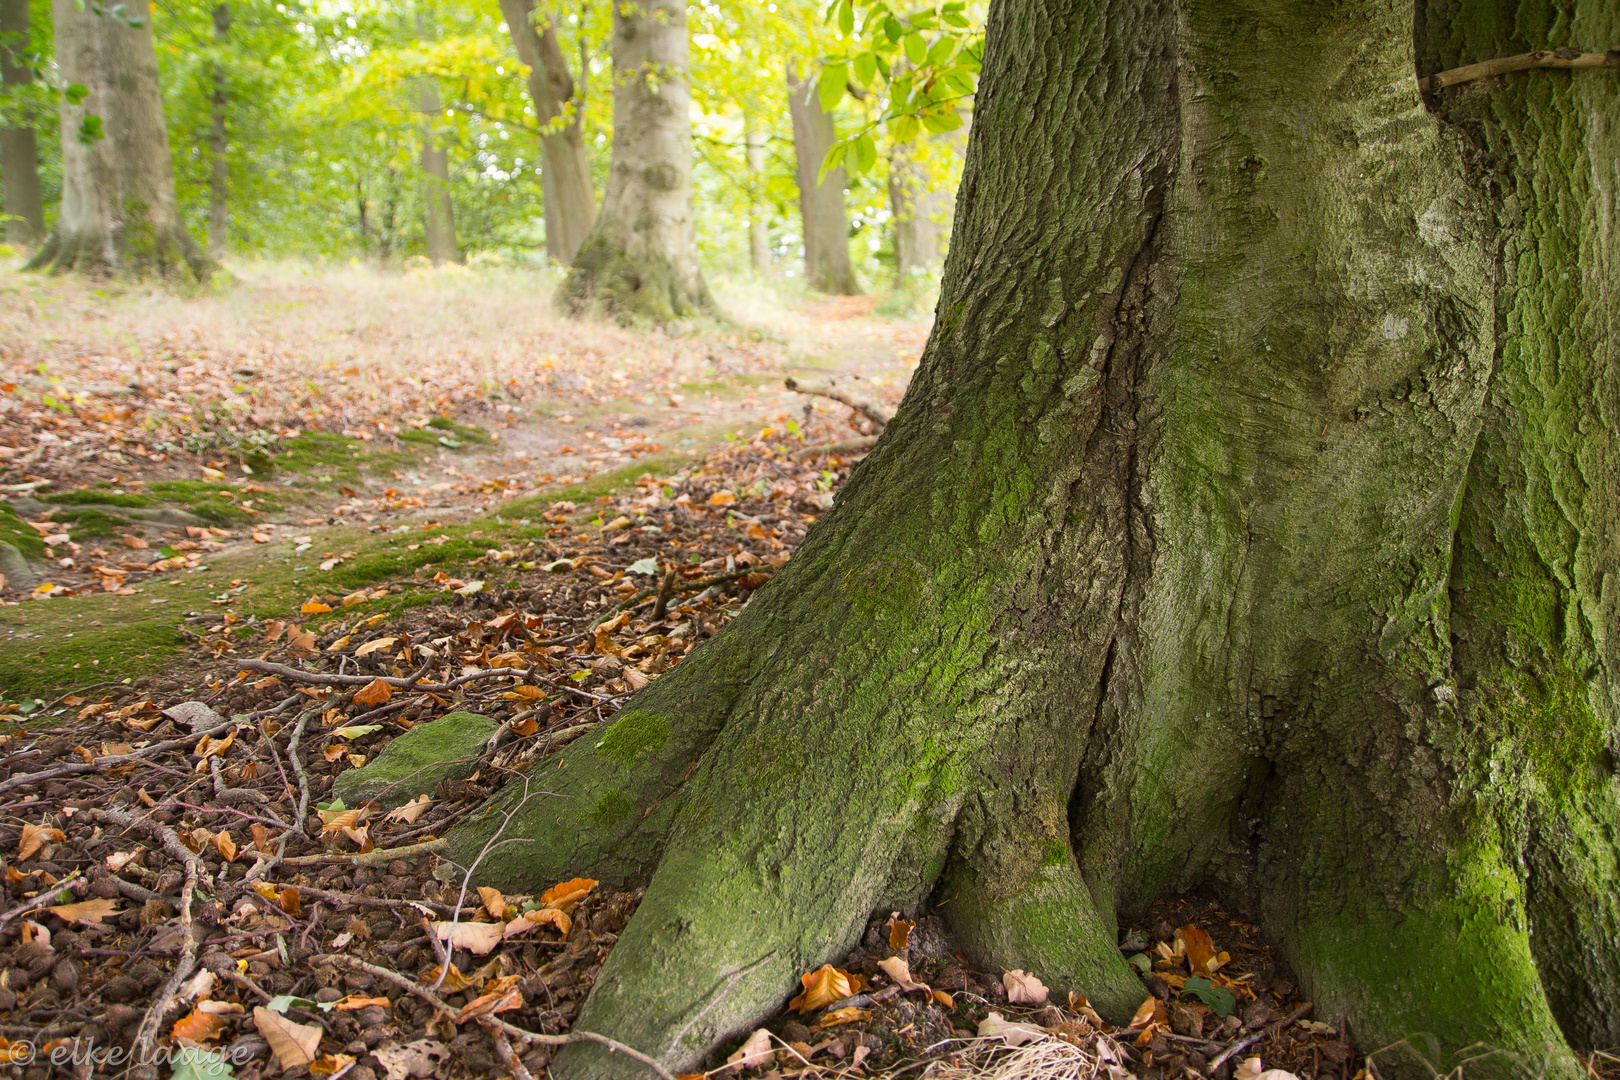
[886,145,945,281]
[449,0,1620,1077]
[786,63,857,294]
[0,0,43,248]
[28,0,213,278]
[207,2,230,256]
[499,0,595,264]
[745,117,769,272]
[416,78,460,264]
[558,0,710,321]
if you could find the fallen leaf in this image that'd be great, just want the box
[1129,997,1159,1030]
[373,1040,449,1080]
[1235,1058,1302,1080]
[1003,969,1049,1005]
[122,534,148,549]
[978,1013,1047,1047]
[353,679,392,707]
[214,832,238,862]
[385,795,433,824]
[310,1053,356,1077]
[789,964,861,1014]
[46,898,120,924]
[333,996,391,1011]
[932,989,955,1008]
[887,915,914,952]
[288,627,316,651]
[301,599,333,614]
[354,637,396,657]
[172,1008,228,1046]
[452,987,522,1025]
[503,906,569,940]
[539,876,597,912]
[279,886,302,918]
[877,956,929,993]
[726,1029,773,1071]
[253,1006,323,1069]
[106,850,140,872]
[433,920,504,956]
[18,824,65,861]
[419,965,476,993]
[1176,924,1221,975]
[477,886,508,920]
[170,1047,234,1080]
[818,1007,869,1028]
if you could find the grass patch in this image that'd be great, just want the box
[146,480,282,525]
[503,452,695,518]
[47,508,138,538]
[0,504,45,558]
[41,487,156,508]
[273,431,420,483]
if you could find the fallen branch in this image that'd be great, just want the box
[1419,46,1619,92]
[1207,1003,1314,1073]
[130,858,199,1080]
[783,377,889,429]
[236,659,516,693]
[275,837,448,867]
[793,435,880,459]
[317,954,676,1080]
[0,871,81,926]
[0,720,234,797]
[95,808,216,891]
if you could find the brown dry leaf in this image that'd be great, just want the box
[539,876,597,913]
[1129,997,1159,1029]
[121,534,148,549]
[250,824,274,852]
[877,956,928,993]
[263,620,286,643]
[1003,969,1049,1005]
[818,1007,869,1028]
[1176,924,1220,975]
[354,637,396,657]
[433,920,504,956]
[887,915,914,952]
[452,988,523,1025]
[310,1054,357,1077]
[214,832,238,862]
[477,887,509,920]
[172,1008,228,1046]
[385,795,433,824]
[279,886,303,918]
[353,678,393,707]
[726,1029,774,1071]
[977,1013,1047,1047]
[320,810,361,834]
[788,964,859,1014]
[18,824,65,861]
[932,989,955,1009]
[503,906,569,940]
[419,965,476,993]
[323,744,346,763]
[253,1006,323,1070]
[46,898,120,925]
[333,996,391,1012]
[511,717,540,737]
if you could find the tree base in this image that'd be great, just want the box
[558,234,714,323]
[26,223,217,283]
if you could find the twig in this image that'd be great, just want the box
[0,720,234,797]
[1419,46,1619,92]
[483,1019,538,1080]
[235,660,521,693]
[793,435,880,458]
[783,377,890,429]
[317,954,677,1080]
[211,756,270,806]
[1208,1003,1314,1073]
[274,837,447,867]
[286,883,458,916]
[94,808,216,891]
[287,707,316,838]
[130,858,199,1079]
[0,871,81,925]
[650,569,677,622]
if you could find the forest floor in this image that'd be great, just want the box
[0,266,1577,1080]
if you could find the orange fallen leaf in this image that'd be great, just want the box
[539,876,597,913]
[333,996,391,1011]
[121,535,148,549]
[789,965,862,1014]
[477,887,509,920]
[214,831,238,862]
[279,886,302,917]
[288,627,317,651]
[46,898,120,925]
[310,1054,356,1077]
[504,906,570,940]
[1129,997,1161,1029]
[420,965,476,992]
[888,915,914,952]
[18,824,65,861]
[932,989,955,1008]
[452,988,523,1025]
[818,1007,869,1028]
[253,1006,323,1070]
[353,678,392,707]
[1176,924,1220,975]
[301,599,333,614]
[172,1008,228,1045]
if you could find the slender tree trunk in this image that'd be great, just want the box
[887,140,952,281]
[449,1,1620,1077]
[558,0,711,321]
[499,0,595,263]
[416,78,460,264]
[745,117,769,272]
[207,2,230,256]
[786,63,857,294]
[28,0,213,278]
[0,0,43,247]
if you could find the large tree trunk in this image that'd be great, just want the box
[448,1,1620,1077]
[27,0,212,278]
[0,0,44,248]
[786,64,857,294]
[558,0,710,321]
[207,2,229,256]
[416,78,460,264]
[499,0,595,263]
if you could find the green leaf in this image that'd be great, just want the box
[264,995,319,1014]
[920,107,962,133]
[1127,953,1152,974]
[884,15,903,42]
[1182,976,1236,1018]
[925,36,955,67]
[836,0,854,35]
[852,51,877,88]
[817,63,848,113]
[817,142,848,185]
[891,74,914,109]
[942,9,969,27]
[76,115,103,145]
[171,1048,234,1080]
[874,52,891,79]
[891,113,920,142]
[626,557,660,576]
[903,31,927,65]
[942,70,976,96]
[64,83,89,105]
[315,799,346,812]
[853,132,878,175]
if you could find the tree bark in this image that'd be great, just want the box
[448,1,1620,1077]
[745,117,769,271]
[499,0,595,263]
[0,0,43,247]
[28,0,212,279]
[786,63,857,294]
[558,0,711,321]
[416,78,460,264]
[207,2,230,256]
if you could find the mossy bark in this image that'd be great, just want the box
[27,0,214,281]
[449,1,1620,1076]
[557,0,711,322]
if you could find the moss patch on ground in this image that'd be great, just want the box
[0,504,45,559]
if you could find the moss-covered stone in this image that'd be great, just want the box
[333,711,497,809]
